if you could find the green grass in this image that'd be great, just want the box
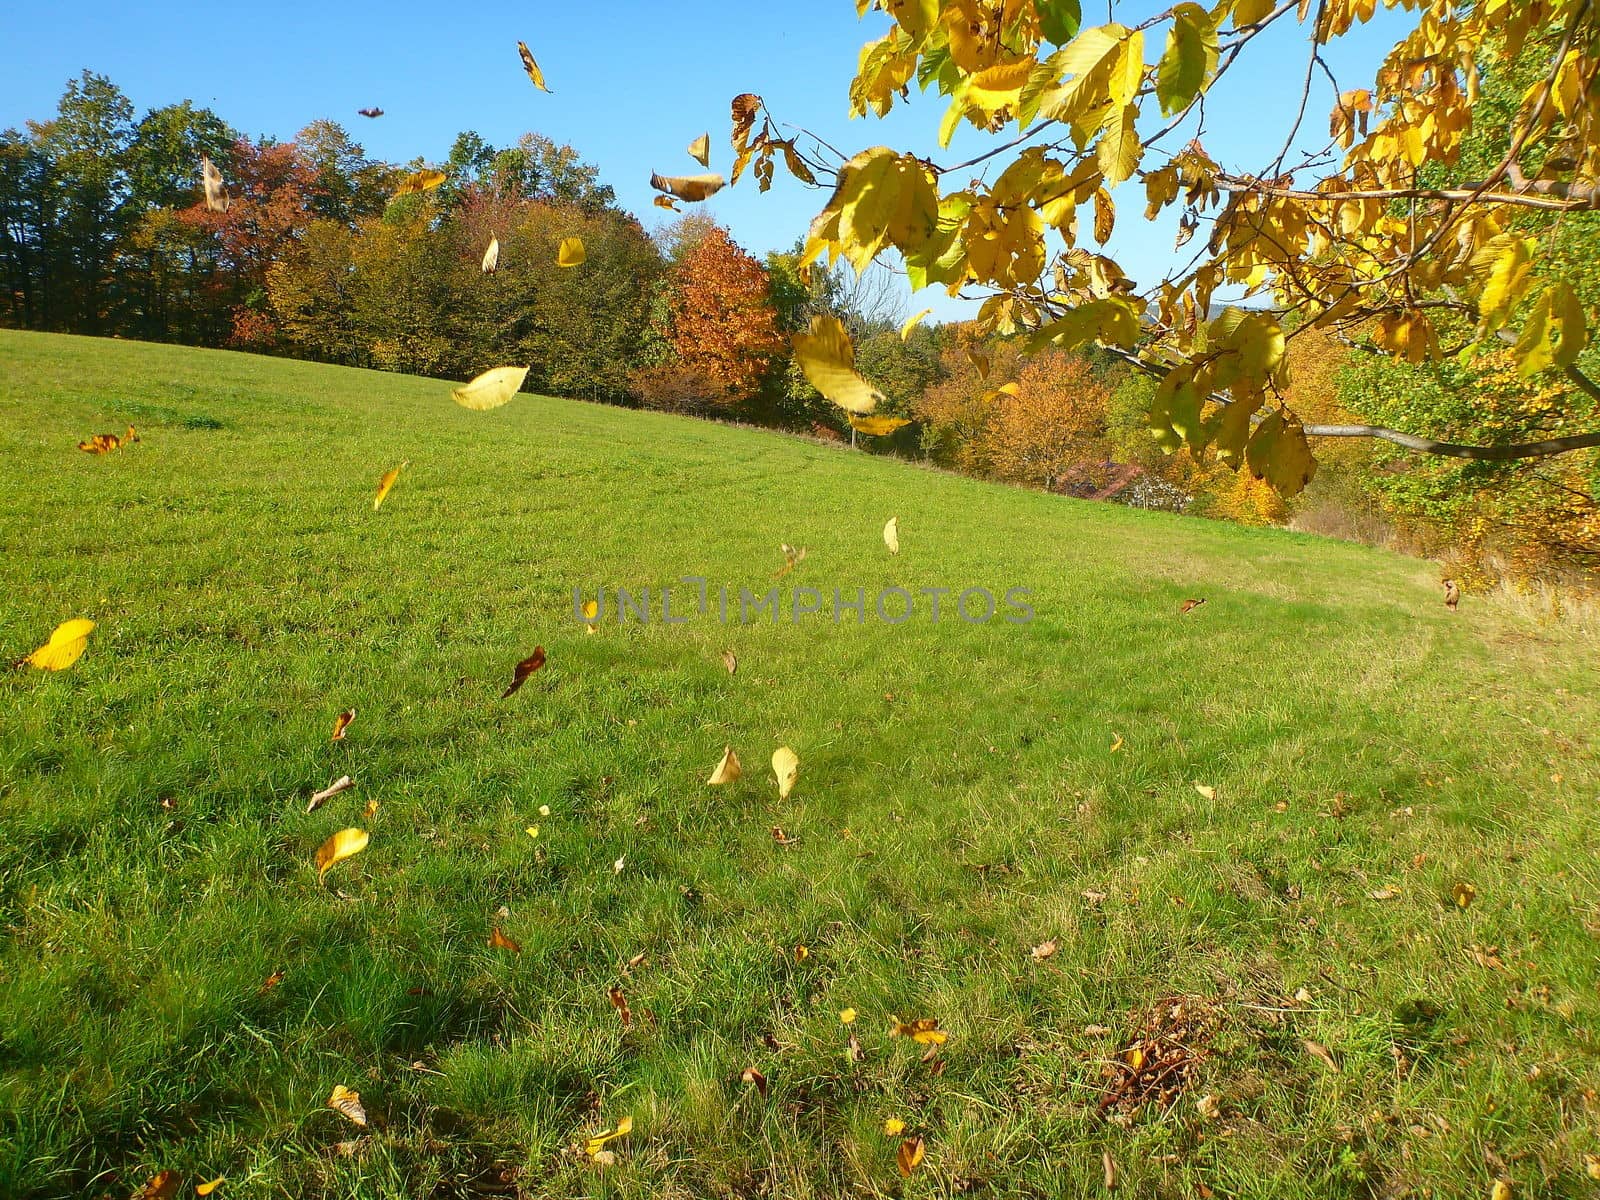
[2,328,1598,1200]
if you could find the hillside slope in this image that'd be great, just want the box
[2,330,1597,1199]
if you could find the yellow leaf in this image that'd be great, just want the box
[834,147,940,271]
[848,414,911,436]
[363,799,379,819]
[900,308,933,340]
[884,1117,906,1136]
[525,825,539,838]
[687,133,710,167]
[331,708,355,741]
[481,236,499,274]
[793,315,884,414]
[964,57,1036,117]
[195,1178,225,1197]
[1096,103,1143,186]
[373,461,405,510]
[392,169,446,197]
[517,41,550,91]
[1110,733,1123,752]
[557,237,586,268]
[327,1084,368,1126]
[585,1114,634,1157]
[451,365,530,411]
[21,618,95,671]
[794,944,809,962]
[650,171,725,202]
[707,746,742,785]
[896,1136,926,1177]
[1453,882,1477,909]
[1232,0,1274,23]
[136,1171,181,1200]
[840,1008,858,1024]
[883,515,900,554]
[890,1016,948,1044]
[1490,1181,1512,1200]
[315,828,369,881]
[772,746,799,799]
[1194,783,1216,800]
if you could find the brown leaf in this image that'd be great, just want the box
[848,1032,865,1061]
[1452,881,1477,909]
[259,969,285,994]
[721,648,737,674]
[331,709,355,741]
[134,1170,181,1200]
[327,1084,368,1126]
[770,826,799,847]
[741,1066,768,1098]
[1031,939,1058,961]
[488,926,521,954]
[1304,1039,1340,1072]
[650,171,725,201]
[1103,1150,1118,1189]
[687,133,711,167]
[1179,598,1207,614]
[1444,579,1460,610]
[608,985,632,1027]
[896,1135,926,1177]
[306,775,353,813]
[501,647,547,698]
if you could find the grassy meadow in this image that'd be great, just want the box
[2,328,1599,1199]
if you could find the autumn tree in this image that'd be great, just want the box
[632,220,784,411]
[986,351,1112,488]
[731,0,1600,499]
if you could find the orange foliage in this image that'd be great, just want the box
[986,353,1112,487]
[656,224,784,406]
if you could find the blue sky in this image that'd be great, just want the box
[0,2,1410,322]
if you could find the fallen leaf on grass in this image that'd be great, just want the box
[489,926,521,953]
[1179,598,1207,614]
[501,647,546,698]
[771,826,799,846]
[883,516,899,554]
[772,747,799,799]
[848,1032,865,1061]
[794,945,809,963]
[1109,733,1123,753]
[584,1115,632,1157]
[315,828,369,881]
[451,365,530,411]
[608,985,632,1027]
[613,855,626,874]
[525,825,539,838]
[1103,1150,1118,1189]
[1370,887,1401,901]
[306,776,353,813]
[1490,1182,1512,1200]
[373,461,405,510]
[331,709,356,741]
[889,1017,947,1045]
[1194,783,1216,801]
[1453,882,1477,909]
[774,543,807,579]
[196,1178,225,1196]
[721,649,737,674]
[1195,1093,1220,1119]
[327,1084,367,1126]
[363,799,379,819]
[18,618,95,671]
[840,1008,857,1024]
[883,1117,906,1135]
[741,1066,768,1098]
[134,1170,181,1199]
[897,1136,926,1177]
[259,970,284,993]
[1304,1039,1340,1072]
[1031,939,1058,961]
[707,746,741,785]
[77,433,120,454]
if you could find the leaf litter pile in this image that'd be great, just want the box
[1096,995,1220,1120]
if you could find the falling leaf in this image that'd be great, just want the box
[847,414,911,436]
[1179,598,1207,614]
[607,985,632,1026]
[1444,580,1460,610]
[721,649,737,675]
[315,828,369,881]
[584,1114,633,1157]
[794,945,809,962]
[19,618,95,671]
[357,107,383,118]
[331,708,355,741]
[327,1084,368,1126]
[772,746,799,799]
[1031,939,1058,961]
[840,1008,857,1024]
[501,647,547,698]
[613,855,626,874]
[900,308,933,340]
[896,1136,926,1177]
[625,951,647,971]
[1103,1150,1118,1189]
[392,168,446,197]
[774,544,807,579]
[135,1172,181,1200]
[1303,1039,1340,1072]
[883,516,899,555]
[1109,733,1124,753]
[451,365,530,411]
[890,1017,948,1045]
[649,171,725,201]
[1194,783,1216,801]
[582,599,599,634]
[687,132,711,167]
[653,195,679,210]
[883,1117,906,1136]
[307,775,353,813]
[481,236,500,274]
[1453,882,1477,909]
[557,236,586,268]
[200,154,230,212]
[489,925,521,953]
[373,461,405,510]
[517,41,551,91]
[195,1178,225,1196]
[707,746,742,785]
[741,1066,768,1098]
[792,315,884,414]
